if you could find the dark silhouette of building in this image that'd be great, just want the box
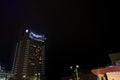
[11,28,46,80]
[109,53,120,65]
[60,72,97,80]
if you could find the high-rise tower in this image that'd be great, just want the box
[11,28,46,80]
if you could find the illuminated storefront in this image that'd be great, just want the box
[91,65,120,80]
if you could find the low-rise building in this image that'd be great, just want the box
[0,65,12,80]
[91,65,120,80]
[91,53,120,80]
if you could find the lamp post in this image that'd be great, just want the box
[70,65,80,80]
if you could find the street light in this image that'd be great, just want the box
[70,66,73,69]
[69,65,80,80]
[76,65,79,68]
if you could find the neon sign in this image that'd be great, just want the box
[29,32,46,42]
[30,32,43,38]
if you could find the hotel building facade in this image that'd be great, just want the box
[11,29,46,80]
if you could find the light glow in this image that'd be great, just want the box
[29,32,46,42]
[30,32,43,38]
[0,77,6,80]
[76,65,79,68]
[26,29,29,33]
[38,73,40,75]
[70,66,73,69]
[106,72,120,80]
[22,75,26,78]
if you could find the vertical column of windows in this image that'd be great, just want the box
[13,41,22,75]
[11,43,18,74]
[22,40,30,77]
[41,45,45,75]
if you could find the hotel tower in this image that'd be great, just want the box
[11,28,46,80]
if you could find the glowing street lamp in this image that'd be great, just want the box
[70,65,80,80]
[76,65,79,68]
[70,66,73,69]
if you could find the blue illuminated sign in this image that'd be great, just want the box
[30,32,43,38]
[29,32,46,42]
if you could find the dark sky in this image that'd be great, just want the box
[0,0,119,79]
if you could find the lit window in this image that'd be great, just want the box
[23,75,26,78]
[39,57,42,60]
[31,63,35,65]
[39,62,42,64]
[38,73,40,75]
[32,45,36,47]
[34,73,37,76]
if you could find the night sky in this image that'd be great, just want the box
[0,0,119,80]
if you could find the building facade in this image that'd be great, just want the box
[91,65,120,80]
[11,29,46,80]
[0,65,12,80]
[91,53,120,80]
